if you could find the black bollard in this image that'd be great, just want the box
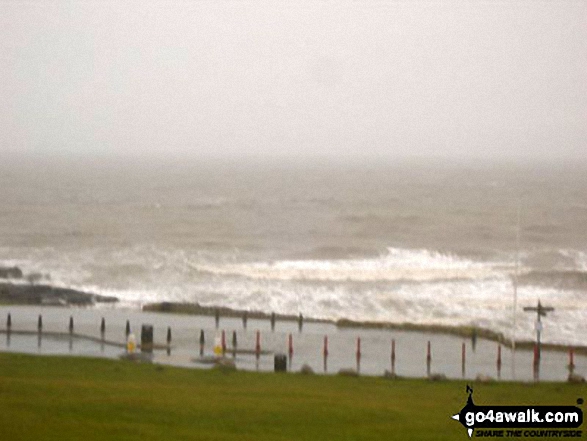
[199,329,205,356]
[69,316,74,334]
[270,312,276,332]
[232,331,237,358]
[141,324,154,353]
[125,320,131,338]
[242,311,248,329]
[298,313,303,333]
[37,315,43,333]
[100,317,106,337]
[274,354,287,372]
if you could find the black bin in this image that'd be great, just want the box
[141,324,154,353]
[274,353,287,372]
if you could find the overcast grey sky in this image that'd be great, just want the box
[1,0,585,162]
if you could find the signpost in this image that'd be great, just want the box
[523,300,554,363]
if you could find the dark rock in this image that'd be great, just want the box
[300,364,314,375]
[383,370,399,379]
[213,358,237,372]
[0,267,23,279]
[428,373,447,381]
[568,373,585,383]
[475,374,495,383]
[338,368,359,377]
[0,282,118,306]
[25,273,43,284]
[119,352,153,363]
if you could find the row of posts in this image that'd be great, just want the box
[216,310,304,332]
[4,313,577,379]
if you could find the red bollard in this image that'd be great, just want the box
[426,341,431,377]
[391,339,396,375]
[221,330,226,356]
[496,344,502,379]
[323,335,329,372]
[533,343,540,381]
[356,337,361,373]
[461,343,466,378]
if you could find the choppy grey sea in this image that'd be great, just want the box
[1,156,586,345]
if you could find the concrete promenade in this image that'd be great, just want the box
[0,305,583,382]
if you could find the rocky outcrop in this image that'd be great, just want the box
[0,282,118,306]
[0,266,23,279]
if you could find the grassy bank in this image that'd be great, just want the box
[0,353,584,440]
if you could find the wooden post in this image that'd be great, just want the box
[69,317,74,351]
[426,341,432,376]
[199,329,205,356]
[497,344,502,379]
[569,348,575,374]
[356,337,361,373]
[323,335,329,373]
[215,309,220,329]
[461,343,466,378]
[288,333,293,367]
[6,313,11,331]
[221,330,226,356]
[391,339,396,375]
[242,312,248,330]
[125,320,131,338]
[166,327,172,356]
[270,312,276,332]
[255,330,261,371]
[100,317,106,338]
[37,315,42,348]
[255,330,261,360]
[298,313,303,333]
[232,331,238,358]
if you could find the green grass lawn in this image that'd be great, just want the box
[0,353,584,440]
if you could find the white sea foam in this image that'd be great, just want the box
[3,245,587,345]
[189,248,507,283]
